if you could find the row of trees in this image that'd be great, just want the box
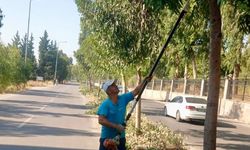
[74,0,249,149]
[0,9,72,90]
[75,0,249,83]
[37,31,73,82]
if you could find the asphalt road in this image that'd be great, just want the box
[141,98,250,150]
[0,83,100,150]
[1,83,249,150]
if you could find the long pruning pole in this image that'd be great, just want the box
[125,1,190,124]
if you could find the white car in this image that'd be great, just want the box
[164,96,207,122]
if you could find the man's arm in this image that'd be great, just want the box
[132,76,152,96]
[131,81,144,96]
[98,115,124,133]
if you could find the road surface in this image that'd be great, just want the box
[0,83,100,150]
[141,98,250,150]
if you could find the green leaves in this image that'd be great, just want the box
[75,0,250,80]
[144,0,183,13]
[75,0,170,80]
[0,44,28,91]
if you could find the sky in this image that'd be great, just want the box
[0,0,81,64]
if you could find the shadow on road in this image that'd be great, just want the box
[0,119,99,137]
[188,120,236,128]
[187,128,250,144]
[0,99,93,118]
[17,89,79,99]
[216,143,250,150]
[142,107,163,116]
[0,144,92,150]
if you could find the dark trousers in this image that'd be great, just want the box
[99,138,126,150]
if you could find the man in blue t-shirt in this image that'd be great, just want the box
[97,78,151,150]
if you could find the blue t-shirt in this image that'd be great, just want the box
[97,92,134,138]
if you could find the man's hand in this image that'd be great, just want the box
[132,75,153,96]
[115,124,125,133]
[99,116,125,133]
[144,76,153,82]
[104,139,118,150]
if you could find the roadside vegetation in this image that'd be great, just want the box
[0,80,53,94]
[0,9,72,92]
[0,10,72,93]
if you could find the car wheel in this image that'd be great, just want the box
[164,106,168,116]
[176,111,182,122]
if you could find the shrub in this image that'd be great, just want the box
[126,115,185,150]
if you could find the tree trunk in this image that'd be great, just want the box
[97,80,101,99]
[135,1,145,134]
[192,55,197,79]
[136,67,142,133]
[184,63,189,94]
[87,74,92,91]
[202,55,207,79]
[184,63,188,80]
[121,71,127,94]
[204,1,222,150]
[232,62,240,95]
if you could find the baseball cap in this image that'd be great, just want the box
[102,79,117,92]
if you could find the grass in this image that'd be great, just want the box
[0,80,53,94]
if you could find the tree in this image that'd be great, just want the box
[38,31,50,78]
[0,44,27,91]
[11,32,37,80]
[37,31,71,82]
[232,0,250,34]
[12,32,21,48]
[222,2,244,80]
[57,51,72,82]
[203,0,222,149]
[0,44,12,90]
[204,0,250,149]
[75,0,182,130]
[75,0,250,148]
[27,34,37,79]
[20,34,37,79]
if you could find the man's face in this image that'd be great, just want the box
[107,83,119,95]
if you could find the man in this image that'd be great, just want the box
[97,77,151,150]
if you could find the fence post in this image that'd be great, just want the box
[183,79,187,94]
[151,79,155,90]
[200,79,205,96]
[169,80,174,100]
[223,79,229,100]
[242,77,247,101]
[160,80,163,91]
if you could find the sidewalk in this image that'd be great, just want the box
[81,94,101,150]
[81,114,101,150]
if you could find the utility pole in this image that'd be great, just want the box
[25,0,32,64]
[54,49,59,85]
